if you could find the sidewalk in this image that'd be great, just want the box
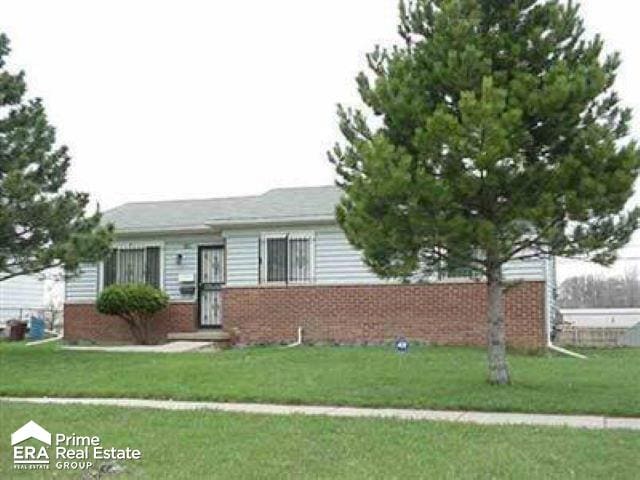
[3,396,639,431]
[61,341,212,353]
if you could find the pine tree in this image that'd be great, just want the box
[0,33,112,281]
[330,0,640,384]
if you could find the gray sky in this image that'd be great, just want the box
[2,1,639,282]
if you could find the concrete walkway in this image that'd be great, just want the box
[2,396,639,431]
[61,341,212,353]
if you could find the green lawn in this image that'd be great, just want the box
[1,402,639,479]
[1,342,639,416]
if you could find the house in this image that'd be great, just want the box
[555,307,640,348]
[64,185,556,347]
[0,274,47,323]
[559,308,640,329]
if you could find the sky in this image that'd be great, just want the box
[1,0,639,284]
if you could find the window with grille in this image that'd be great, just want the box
[103,247,161,289]
[438,266,480,280]
[434,258,482,281]
[262,234,313,284]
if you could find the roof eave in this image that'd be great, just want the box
[205,215,337,229]
[111,215,338,236]
[112,225,214,236]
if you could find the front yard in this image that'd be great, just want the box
[2,402,639,479]
[1,342,639,416]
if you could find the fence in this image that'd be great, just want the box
[0,307,64,333]
[556,326,632,348]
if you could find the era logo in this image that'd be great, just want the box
[11,421,51,467]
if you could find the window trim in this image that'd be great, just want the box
[260,231,315,285]
[99,241,165,292]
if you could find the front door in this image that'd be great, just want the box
[198,246,225,328]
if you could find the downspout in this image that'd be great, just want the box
[286,326,303,348]
[548,342,586,359]
[544,256,587,359]
[26,332,63,347]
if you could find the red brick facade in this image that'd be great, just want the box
[64,281,546,348]
[64,302,197,344]
[222,282,546,348]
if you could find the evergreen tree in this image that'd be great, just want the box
[330,0,640,384]
[0,33,112,281]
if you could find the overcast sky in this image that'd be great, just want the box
[2,1,639,282]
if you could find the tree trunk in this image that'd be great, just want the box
[487,264,510,385]
[139,315,153,345]
[122,315,146,345]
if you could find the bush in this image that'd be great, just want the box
[96,284,169,345]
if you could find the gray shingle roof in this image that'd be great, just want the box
[103,185,341,233]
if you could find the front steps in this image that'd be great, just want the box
[167,330,232,349]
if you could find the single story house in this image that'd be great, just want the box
[64,185,556,347]
[559,308,640,329]
[556,308,640,348]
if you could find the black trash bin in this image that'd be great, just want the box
[7,320,27,341]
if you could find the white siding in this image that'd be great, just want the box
[225,225,548,286]
[315,228,384,285]
[65,234,222,303]
[65,264,98,302]
[66,226,552,298]
[163,234,222,301]
[224,231,260,286]
[224,225,385,287]
[502,257,546,281]
[0,275,46,309]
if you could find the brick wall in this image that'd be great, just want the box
[222,282,546,348]
[64,302,197,344]
[65,282,546,347]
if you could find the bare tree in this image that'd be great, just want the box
[559,268,640,308]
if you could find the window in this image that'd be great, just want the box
[103,247,161,289]
[437,266,479,280]
[434,258,481,281]
[266,237,288,282]
[262,234,313,284]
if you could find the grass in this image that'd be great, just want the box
[2,402,639,479]
[1,342,639,417]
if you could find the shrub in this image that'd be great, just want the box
[96,284,169,345]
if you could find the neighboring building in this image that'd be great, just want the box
[556,308,640,348]
[0,274,46,323]
[559,308,640,328]
[64,185,556,348]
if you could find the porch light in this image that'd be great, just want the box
[176,253,183,265]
